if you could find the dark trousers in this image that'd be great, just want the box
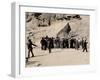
[48,47,51,53]
[28,49,34,58]
[83,48,88,52]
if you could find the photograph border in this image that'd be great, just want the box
[11,2,96,78]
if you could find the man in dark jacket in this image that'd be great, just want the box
[40,37,47,50]
[27,39,37,58]
[48,38,52,53]
[83,40,88,52]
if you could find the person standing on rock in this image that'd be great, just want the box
[66,23,71,34]
[27,38,37,58]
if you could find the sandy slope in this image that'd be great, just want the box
[26,48,89,67]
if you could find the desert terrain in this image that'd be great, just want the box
[25,13,90,67]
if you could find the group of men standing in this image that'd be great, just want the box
[40,36,88,53]
[40,36,54,53]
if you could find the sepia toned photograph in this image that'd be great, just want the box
[25,12,90,67]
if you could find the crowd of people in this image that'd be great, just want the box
[40,36,88,53]
[26,36,88,62]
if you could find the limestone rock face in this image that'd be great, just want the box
[25,12,89,45]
